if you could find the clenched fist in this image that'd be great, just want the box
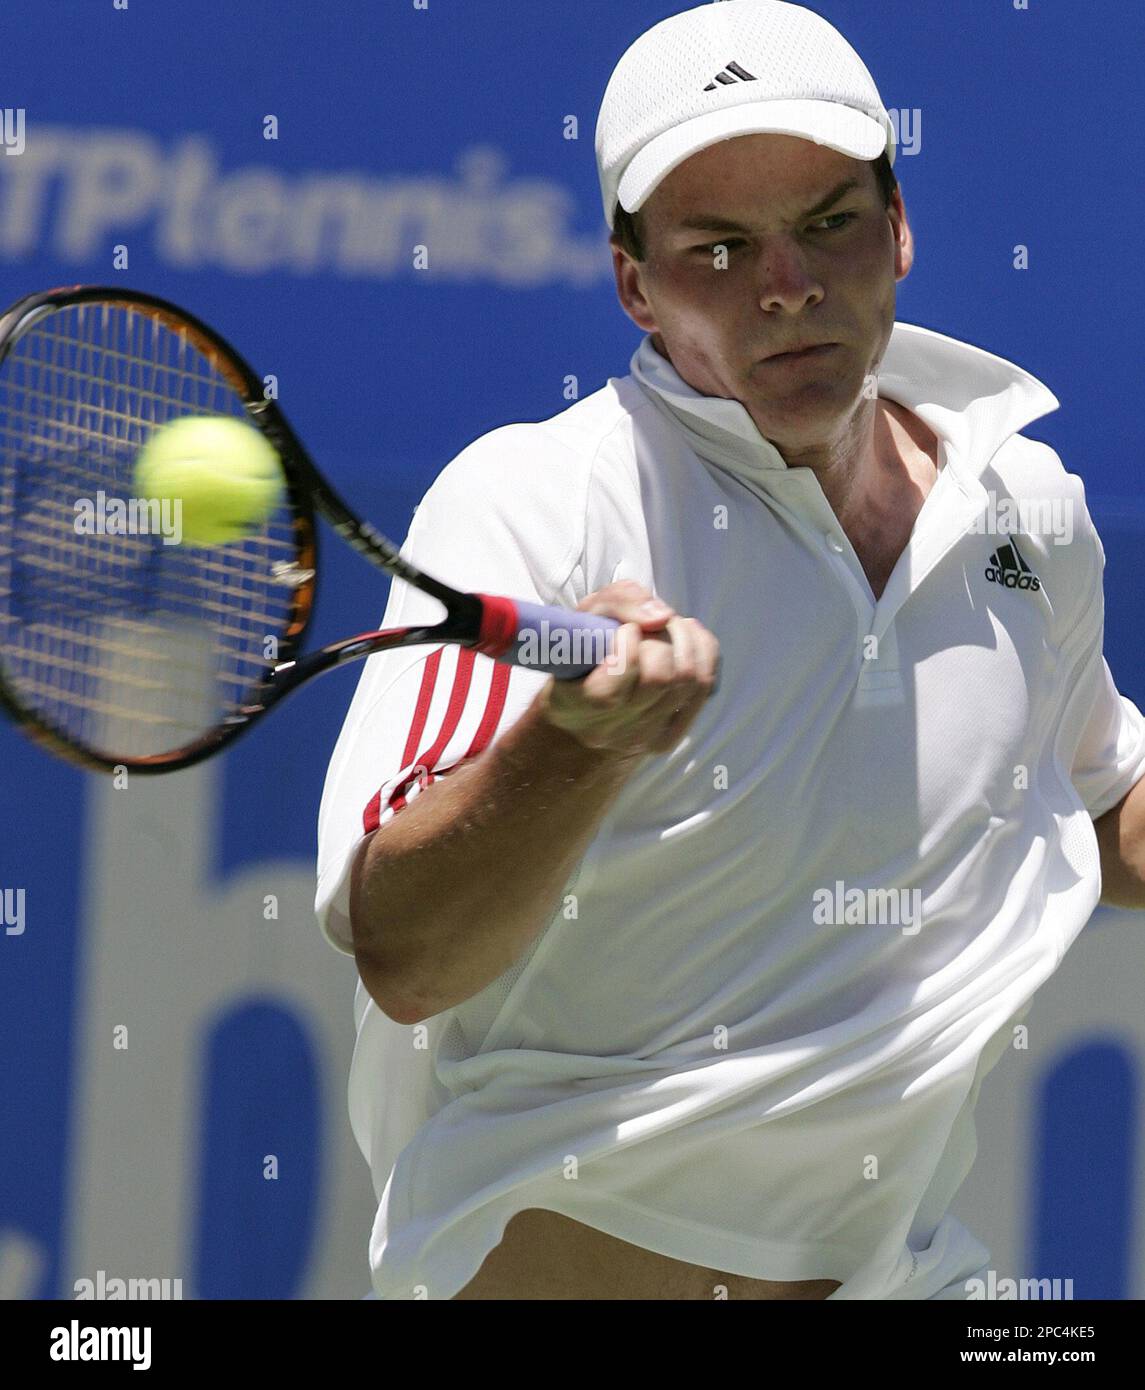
[536,580,720,758]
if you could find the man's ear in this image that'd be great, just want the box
[611,238,658,333]
[888,187,913,283]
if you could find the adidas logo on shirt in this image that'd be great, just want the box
[985,539,1041,592]
[703,61,757,91]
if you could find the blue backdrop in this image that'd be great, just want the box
[1,0,1142,1300]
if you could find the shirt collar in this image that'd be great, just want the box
[629,323,1060,486]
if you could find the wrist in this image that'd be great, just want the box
[528,682,645,779]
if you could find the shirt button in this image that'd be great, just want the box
[825,533,845,553]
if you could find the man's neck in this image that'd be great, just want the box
[782,396,939,534]
[648,332,939,534]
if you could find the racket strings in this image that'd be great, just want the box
[0,301,301,761]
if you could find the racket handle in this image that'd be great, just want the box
[474,594,621,679]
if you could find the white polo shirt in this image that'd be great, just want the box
[316,322,1145,1300]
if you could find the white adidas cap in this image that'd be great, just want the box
[595,0,896,230]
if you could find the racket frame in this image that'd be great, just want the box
[0,284,482,774]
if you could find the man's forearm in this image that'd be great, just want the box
[349,688,641,1023]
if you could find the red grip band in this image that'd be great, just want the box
[473,593,520,658]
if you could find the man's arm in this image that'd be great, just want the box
[350,691,638,1023]
[1093,777,1145,908]
[349,582,720,1024]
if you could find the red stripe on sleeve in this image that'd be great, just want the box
[362,648,444,834]
[464,660,511,759]
[388,649,476,814]
[361,650,516,834]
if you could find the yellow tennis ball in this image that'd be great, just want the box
[133,415,284,546]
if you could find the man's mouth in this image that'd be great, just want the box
[761,342,838,362]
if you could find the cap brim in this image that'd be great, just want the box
[617,100,892,216]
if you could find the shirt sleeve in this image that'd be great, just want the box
[1066,646,1145,819]
[1059,506,1145,819]
[314,429,587,956]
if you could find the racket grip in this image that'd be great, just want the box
[474,594,621,679]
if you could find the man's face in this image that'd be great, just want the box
[611,133,912,456]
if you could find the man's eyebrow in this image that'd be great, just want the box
[674,178,864,234]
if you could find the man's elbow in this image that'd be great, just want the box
[1093,786,1145,909]
[353,950,434,1025]
[347,832,430,1024]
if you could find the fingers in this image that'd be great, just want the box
[646,619,719,752]
[639,613,695,687]
[539,579,720,758]
[583,614,705,719]
[581,620,644,702]
[584,614,683,700]
[682,616,720,689]
[576,581,676,700]
[577,579,675,631]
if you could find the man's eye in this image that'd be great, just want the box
[811,212,856,232]
[690,214,855,254]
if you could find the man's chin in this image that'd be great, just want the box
[743,390,856,447]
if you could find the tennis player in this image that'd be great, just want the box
[316,0,1145,1299]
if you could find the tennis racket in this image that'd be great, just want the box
[0,284,620,774]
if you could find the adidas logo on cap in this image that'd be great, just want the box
[703,61,758,91]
